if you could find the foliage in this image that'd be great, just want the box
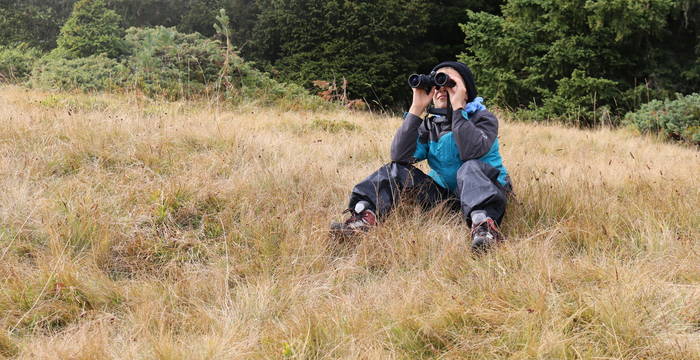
[535,70,621,126]
[2,0,504,109]
[123,26,223,99]
[0,44,42,82]
[106,0,187,27]
[460,0,700,126]
[9,0,700,122]
[119,25,323,108]
[0,0,76,50]
[624,93,700,144]
[0,0,260,53]
[225,48,328,109]
[29,54,125,91]
[411,0,504,72]
[249,0,504,108]
[55,0,126,58]
[26,18,324,109]
[178,0,229,37]
[211,10,326,109]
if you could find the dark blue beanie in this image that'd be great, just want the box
[432,61,478,104]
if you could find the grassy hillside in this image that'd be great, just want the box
[0,85,698,359]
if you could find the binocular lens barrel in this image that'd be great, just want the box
[408,74,426,88]
[434,72,456,87]
[407,72,456,91]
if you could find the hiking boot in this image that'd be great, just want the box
[470,217,504,253]
[330,208,377,240]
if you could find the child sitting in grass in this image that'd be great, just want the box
[331,61,512,253]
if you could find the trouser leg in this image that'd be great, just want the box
[456,160,508,225]
[348,162,451,218]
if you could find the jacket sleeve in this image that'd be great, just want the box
[390,112,428,164]
[452,109,498,160]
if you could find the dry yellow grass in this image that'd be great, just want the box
[0,85,698,359]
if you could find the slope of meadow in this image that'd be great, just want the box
[0,85,698,359]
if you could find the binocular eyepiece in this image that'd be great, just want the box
[407,71,456,92]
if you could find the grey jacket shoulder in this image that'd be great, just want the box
[452,109,498,160]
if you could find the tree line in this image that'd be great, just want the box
[1,0,699,129]
[0,0,503,107]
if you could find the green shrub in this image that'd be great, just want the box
[55,0,126,59]
[29,14,326,109]
[30,54,126,92]
[0,44,42,82]
[213,9,326,110]
[624,93,700,145]
[123,24,325,108]
[231,59,328,110]
[536,70,621,126]
[123,26,224,99]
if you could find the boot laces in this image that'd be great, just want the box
[343,208,375,229]
[471,218,503,240]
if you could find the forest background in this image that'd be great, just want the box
[1,0,699,140]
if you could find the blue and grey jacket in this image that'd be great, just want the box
[390,97,509,192]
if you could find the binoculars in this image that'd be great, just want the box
[407,71,456,92]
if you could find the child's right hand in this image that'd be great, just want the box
[408,87,435,117]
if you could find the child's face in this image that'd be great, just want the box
[432,67,467,109]
[433,86,449,109]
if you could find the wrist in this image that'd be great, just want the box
[408,105,425,117]
[451,101,465,110]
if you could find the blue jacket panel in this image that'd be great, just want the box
[397,98,508,192]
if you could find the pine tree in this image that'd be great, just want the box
[56,0,125,58]
[460,0,700,126]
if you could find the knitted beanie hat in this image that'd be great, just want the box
[431,61,478,104]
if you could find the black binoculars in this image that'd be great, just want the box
[407,71,456,92]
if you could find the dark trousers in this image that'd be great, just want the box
[348,161,510,225]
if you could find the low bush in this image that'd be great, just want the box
[123,26,223,99]
[229,57,329,109]
[624,93,700,145]
[0,44,42,82]
[26,23,326,110]
[537,70,620,127]
[30,54,126,92]
[122,26,325,108]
